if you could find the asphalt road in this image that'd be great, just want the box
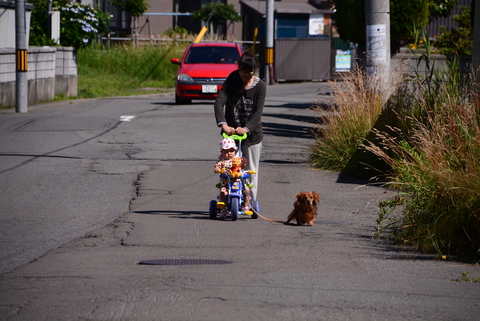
[0,83,479,320]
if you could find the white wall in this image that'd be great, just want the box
[0,7,31,49]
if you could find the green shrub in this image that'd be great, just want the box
[434,6,473,56]
[161,27,189,39]
[56,1,110,49]
[30,0,110,49]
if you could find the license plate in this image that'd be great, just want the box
[202,85,217,93]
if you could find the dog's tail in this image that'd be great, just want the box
[252,208,285,223]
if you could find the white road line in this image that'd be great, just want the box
[120,115,135,122]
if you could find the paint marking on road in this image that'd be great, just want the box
[120,115,135,122]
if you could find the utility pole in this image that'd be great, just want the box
[264,0,274,85]
[365,0,390,84]
[47,0,53,39]
[16,0,28,113]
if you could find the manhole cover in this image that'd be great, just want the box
[138,259,233,266]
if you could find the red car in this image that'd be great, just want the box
[171,42,244,104]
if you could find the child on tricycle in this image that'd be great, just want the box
[210,134,259,221]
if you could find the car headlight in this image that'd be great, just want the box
[177,74,193,82]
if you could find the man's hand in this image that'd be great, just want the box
[221,124,235,135]
[235,127,248,135]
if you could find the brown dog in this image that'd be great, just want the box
[285,192,320,226]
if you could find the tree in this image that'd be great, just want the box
[333,0,457,53]
[192,2,242,39]
[428,0,459,19]
[109,0,149,18]
[29,0,57,46]
[109,0,150,35]
[333,0,365,49]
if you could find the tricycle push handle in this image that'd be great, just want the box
[222,132,247,141]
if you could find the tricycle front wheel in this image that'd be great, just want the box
[230,198,239,221]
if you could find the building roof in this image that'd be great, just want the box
[240,1,333,14]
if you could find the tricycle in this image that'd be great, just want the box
[209,133,260,221]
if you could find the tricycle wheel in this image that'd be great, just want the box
[230,198,239,221]
[251,201,260,219]
[209,200,217,220]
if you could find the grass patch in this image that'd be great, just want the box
[76,43,186,98]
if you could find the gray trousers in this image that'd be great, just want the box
[240,141,262,201]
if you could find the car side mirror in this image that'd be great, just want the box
[171,58,180,65]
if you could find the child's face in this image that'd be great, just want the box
[221,148,236,160]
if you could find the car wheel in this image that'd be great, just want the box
[175,94,191,105]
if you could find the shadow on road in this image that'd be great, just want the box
[262,122,315,139]
[341,233,440,261]
[263,112,320,124]
[134,210,210,219]
[265,102,315,109]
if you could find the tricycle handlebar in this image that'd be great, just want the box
[222,132,247,141]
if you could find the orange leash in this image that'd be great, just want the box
[252,208,285,223]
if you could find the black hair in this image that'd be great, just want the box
[238,53,257,71]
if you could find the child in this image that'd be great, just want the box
[214,137,251,217]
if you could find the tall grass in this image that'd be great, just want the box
[310,67,399,175]
[77,43,186,98]
[310,45,480,261]
[364,66,480,262]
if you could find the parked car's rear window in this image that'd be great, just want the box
[185,46,240,64]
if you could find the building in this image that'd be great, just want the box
[87,0,330,41]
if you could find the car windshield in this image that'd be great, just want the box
[185,46,240,64]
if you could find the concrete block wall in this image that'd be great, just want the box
[0,46,77,107]
[55,47,77,97]
[390,48,472,83]
[0,48,16,106]
[391,48,449,76]
[28,47,56,104]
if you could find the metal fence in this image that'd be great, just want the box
[275,39,331,81]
